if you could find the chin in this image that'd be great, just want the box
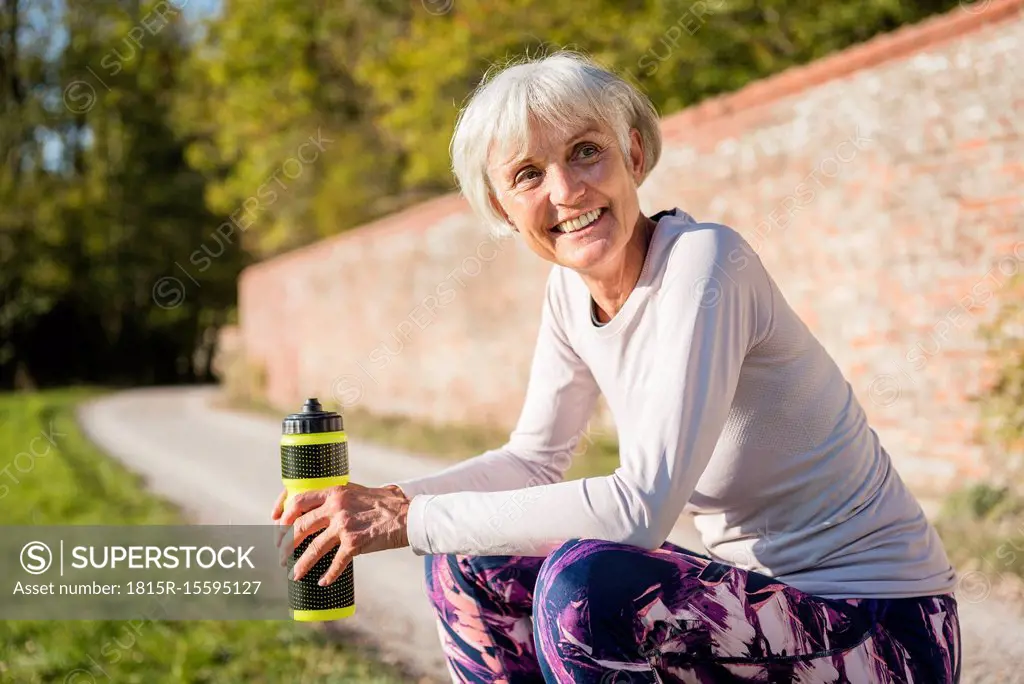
[556,241,612,271]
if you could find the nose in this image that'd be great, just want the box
[546,163,585,206]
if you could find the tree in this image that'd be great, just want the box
[177,0,408,258]
[1,0,241,388]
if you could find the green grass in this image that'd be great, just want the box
[0,389,406,684]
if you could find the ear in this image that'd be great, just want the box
[628,128,645,184]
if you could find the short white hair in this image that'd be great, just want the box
[449,49,663,237]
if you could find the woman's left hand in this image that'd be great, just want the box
[273,483,410,586]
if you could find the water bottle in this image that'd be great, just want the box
[281,397,354,621]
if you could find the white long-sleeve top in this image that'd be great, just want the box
[392,208,957,599]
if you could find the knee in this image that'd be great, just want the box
[533,539,650,662]
[535,538,636,613]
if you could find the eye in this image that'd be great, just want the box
[514,168,541,185]
[576,143,600,159]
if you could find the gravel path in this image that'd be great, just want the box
[76,386,1024,683]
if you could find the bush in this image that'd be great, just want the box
[942,483,1024,522]
[975,272,1024,484]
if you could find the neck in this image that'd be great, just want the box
[587,212,657,324]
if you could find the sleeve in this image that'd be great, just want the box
[388,268,603,546]
[401,225,772,557]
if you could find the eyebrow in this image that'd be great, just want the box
[501,126,605,177]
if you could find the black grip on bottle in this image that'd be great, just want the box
[288,539,355,612]
[280,441,349,480]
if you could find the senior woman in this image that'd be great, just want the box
[272,51,961,683]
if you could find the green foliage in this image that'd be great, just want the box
[942,483,1020,522]
[1,0,245,388]
[176,0,409,258]
[935,481,1024,582]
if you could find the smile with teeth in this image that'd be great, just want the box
[554,208,605,234]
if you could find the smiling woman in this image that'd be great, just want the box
[273,50,961,683]
[450,58,663,324]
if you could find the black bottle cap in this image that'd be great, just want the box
[282,397,344,435]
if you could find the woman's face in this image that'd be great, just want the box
[487,118,648,273]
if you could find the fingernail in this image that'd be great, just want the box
[318,578,326,586]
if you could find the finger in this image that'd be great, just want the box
[279,490,328,527]
[318,547,353,587]
[280,510,331,566]
[274,498,302,549]
[270,489,287,520]
[291,527,340,583]
[273,491,291,549]
[275,518,296,563]
[292,508,332,548]
[275,519,288,550]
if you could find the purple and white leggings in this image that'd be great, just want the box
[424,538,961,683]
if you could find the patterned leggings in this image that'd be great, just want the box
[424,538,961,683]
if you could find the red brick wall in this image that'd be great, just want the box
[235,0,1024,495]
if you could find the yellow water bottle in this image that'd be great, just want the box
[281,397,354,621]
